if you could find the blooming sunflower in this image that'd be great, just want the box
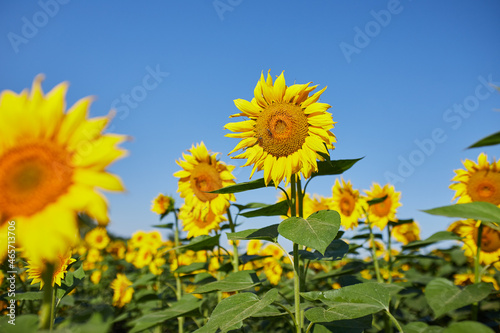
[111,273,134,308]
[392,221,420,245]
[26,249,76,289]
[364,183,401,230]
[454,272,499,290]
[225,70,336,186]
[174,142,236,221]
[178,204,226,238]
[448,219,500,267]
[85,227,110,250]
[151,193,174,215]
[450,153,500,206]
[0,76,127,262]
[330,178,364,230]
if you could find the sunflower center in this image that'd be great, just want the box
[467,170,500,205]
[474,226,500,253]
[339,195,355,216]
[371,198,392,217]
[190,162,222,202]
[0,142,73,218]
[96,235,103,243]
[255,103,309,157]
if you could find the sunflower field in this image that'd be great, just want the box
[1,72,500,333]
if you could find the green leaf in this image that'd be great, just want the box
[193,270,261,294]
[227,224,279,243]
[402,231,462,250]
[443,321,495,333]
[313,315,373,333]
[57,265,86,300]
[0,314,38,333]
[467,130,500,149]
[240,201,289,218]
[424,278,492,318]
[129,295,201,333]
[422,202,500,223]
[176,234,221,252]
[210,178,274,194]
[296,239,349,261]
[175,262,207,274]
[310,158,363,178]
[10,291,44,301]
[303,282,402,322]
[151,223,173,229]
[251,304,285,317]
[194,289,279,333]
[367,195,388,206]
[404,322,443,333]
[278,210,341,255]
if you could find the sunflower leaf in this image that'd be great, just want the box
[295,239,349,261]
[227,224,279,243]
[240,201,289,218]
[366,195,388,206]
[311,158,364,178]
[467,130,500,149]
[193,270,261,293]
[422,202,500,223]
[175,234,221,252]
[402,231,462,250]
[210,178,274,194]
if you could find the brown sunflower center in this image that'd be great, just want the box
[339,194,355,216]
[474,225,500,253]
[467,170,500,205]
[0,142,73,218]
[371,197,392,217]
[190,162,222,202]
[96,235,103,243]
[254,103,309,157]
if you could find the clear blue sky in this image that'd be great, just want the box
[1,1,499,247]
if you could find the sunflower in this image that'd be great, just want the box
[26,250,76,289]
[111,273,134,308]
[151,193,174,215]
[174,142,236,221]
[179,204,226,238]
[364,183,401,230]
[330,178,365,230]
[450,153,500,206]
[225,70,336,186]
[85,227,110,250]
[454,272,499,290]
[448,219,500,267]
[392,221,421,245]
[0,76,127,262]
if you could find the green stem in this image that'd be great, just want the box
[174,211,184,333]
[38,264,55,331]
[291,176,302,332]
[472,222,484,321]
[368,223,383,283]
[227,209,239,273]
[305,322,314,333]
[385,310,404,333]
[387,224,393,284]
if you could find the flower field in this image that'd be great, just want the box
[1,72,500,333]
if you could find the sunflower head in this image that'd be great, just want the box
[364,183,401,230]
[0,76,127,262]
[26,249,76,289]
[85,227,110,250]
[111,273,134,308]
[330,178,365,230]
[151,193,175,215]
[392,221,421,245]
[450,153,500,206]
[225,70,336,186]
[179,204,226,239]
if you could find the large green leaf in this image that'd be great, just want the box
[0,314,38,333]
[467,131,500,149]
[9,291,44,301]
[194,289,279,333]
[310,158,363,178]
[404,322,443,333]
[176,234,221,252]
[129,295,201,333]
[278,210,341,255]
[443,321,495,333]
[240,201,289,218]
[424,278,492,318]
[227,224,279,243]
[402,231,462,250]
[210,178,273,194]
[193,270,261,293]
[296,239,349,261]
[422,202,500,223]
[303,283,402,322]
[313,315,372,333]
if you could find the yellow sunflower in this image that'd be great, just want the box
[151,193,174,215]
[84,227,110,250]
[111,273,134,308]
[454,272,499,290]
[26,249,76,289]
[448,219,500,267]
[392,221,421,245]
[364,183,401,230]
[450,153,500,206]
[179,205,226,238]
[224,70,336,186]
[330,178,365,230]
[174,142,236,221]
[0,76,127,262]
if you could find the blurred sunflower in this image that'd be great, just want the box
[85,227,110,250]
[392,221,421,245]
[364,183,401,230]
[225,70,336,186]
[448,219,500,267]
[330,178,364,230]
[174,142,235,228]
[0,76,127,262]
[179,206,226,238]
[246,239,263,255]
[111,273,134,308]
[151,193,174,215]
[26,249,76,289]
[450,153,500,206]
[454,272,499,290]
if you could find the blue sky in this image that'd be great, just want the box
[1,1,499,249]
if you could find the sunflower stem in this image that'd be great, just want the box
[39,263,55,331]
[174,210,184,333]
[368,223,383,283]
[227,209,239,273]
[472,222,484,321]
[387,224,393,284]
[291,176,302,332]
